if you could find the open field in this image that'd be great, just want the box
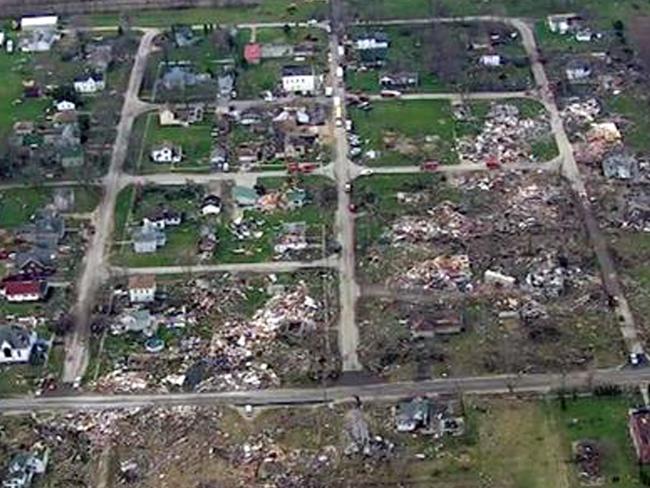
[350,100,457,166]
[0,185,102,228]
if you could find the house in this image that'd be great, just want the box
[602,151,638,181]
[159,106,183,126]
[354,32,390,50]
[20,15,58,30]
[19,29,58,52]
[575,29,593,42]
[210,145,228,171]
[172,25,197,47]
[22,80,41,98]
[286,188,307,209]
[282,65,318,94]
[379,72,419,89]
[160,66,203,91]
[1,281,46,303]
[201,195,222,216]
[13,121,34,136]
[55,100,76,112]
[114,309,157,336]
[547,14,579,34]
[128,275,156,303]
[395,397,433,433]
[409,312,465,338]
[14,247,56,274]
[0,32,5,47]
[274,222,308,253]
[630,408,650,464]
[236,145,260,164]
[132,225,167,253]
[565,60,591,81]
[239,109,263,126]
[0,325,37,364]
[261,44,293,59]
[142,208,182,230]
[150,143,182,164]
[73,72,105,93]
[86,44,113,72]
[2,446,48,488]
[217,72,235,99]
[244,43,261,64]
[34,209,65,244]
[480,54,502,67]
[59,143,84,168]
[233,186,259,207]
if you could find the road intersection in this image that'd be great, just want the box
[44,12,646,411]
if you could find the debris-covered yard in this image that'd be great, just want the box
[353,171,625,378]
[85,270,340,392]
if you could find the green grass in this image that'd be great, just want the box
[344,0,650,20]
[237,59,284,98]
[114,185,135,241]
[0,185,102,228]
[350,100,457,165]
[139,116,214,172]
[606,94,650,153]
[86,0,328,28]
[544,395,646,487]
[114,222,200,267]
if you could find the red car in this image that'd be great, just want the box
[421,161,440,172]
[485,156,500,170]
[348,203,357,213]
[299,163,317,174]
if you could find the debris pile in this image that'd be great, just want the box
[390,201,473,244]
[393,255,472,292]
[574,440,603,484]
[456,103,551,165]
[523,254,584,298]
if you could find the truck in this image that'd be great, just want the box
[334,96,343,125]
[336,66,344,79]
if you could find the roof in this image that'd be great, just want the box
[233,186,259,202]
[133,226,164,243]
[15,246,56,269]
[244,43,261,62]
[74,71,104,83]
[0,325,33,349]
[20,15,58,28]
[128,275,156,290]
[282,65,313,77]
[4,280,42,297]
[355,31,390,42]
[202,194,222,206]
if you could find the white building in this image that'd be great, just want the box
[201,195,222,216]
[128,275,156,303]
[55,100,76,112]
[355,32,390,50]
[0,325,37,364]
[479,54,502,67]
[150,143,182,163]
[565,61,591,81]
[20,15,58,30]
[281,65,318,94]
[73,73,105,94]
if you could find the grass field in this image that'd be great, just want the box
[86,0,328,27]
[544,395,646,487]
[0,186,102,229]
[606,93,650,153]
[350,100,457,165]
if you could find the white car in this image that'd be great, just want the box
[359,168,374,176]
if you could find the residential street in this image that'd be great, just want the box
[3,367,650,413]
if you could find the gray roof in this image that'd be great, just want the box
[282,65,313,77]
[15,246,56,269]
[0,325,33,349]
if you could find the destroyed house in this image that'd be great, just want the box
[2,447,48,488]
[395,397,433,433]
[409,312,465,338]
[379,72,419,89]
[630,408,650,464]
[565,60,591,81]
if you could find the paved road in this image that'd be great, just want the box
[63,29,160,384]
[3,368,650,413]
[109,256,339,276]
[368,91,534,102]
[330,29,362,372]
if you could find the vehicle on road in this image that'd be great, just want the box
[380,89,402,98]
[359,168,374,176]
[421,161,440,172]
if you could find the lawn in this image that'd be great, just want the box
[113,185,135,242]
[0,185,102,229]
[350,100,457,165]
[543,395,646,487]
[86,0,328,27]
[606,93,650,153]
[137,114,214,173]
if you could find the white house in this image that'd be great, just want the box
[55,100,76,112]
[547,14,576,34]
[479,54,502,67]
[565,61,591,81]
[73,72,105,94]
[282,65,318,94]
[355,32,390,50]
[0,325,37,364]
[201,195,222,216]
[150,143,182,163]
[0,31,6,46]
[20,15,58,30]
[128,275,156,303]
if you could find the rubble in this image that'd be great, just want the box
[456,103,551,165]
[393,255,472,292]
[390,201,474,244]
